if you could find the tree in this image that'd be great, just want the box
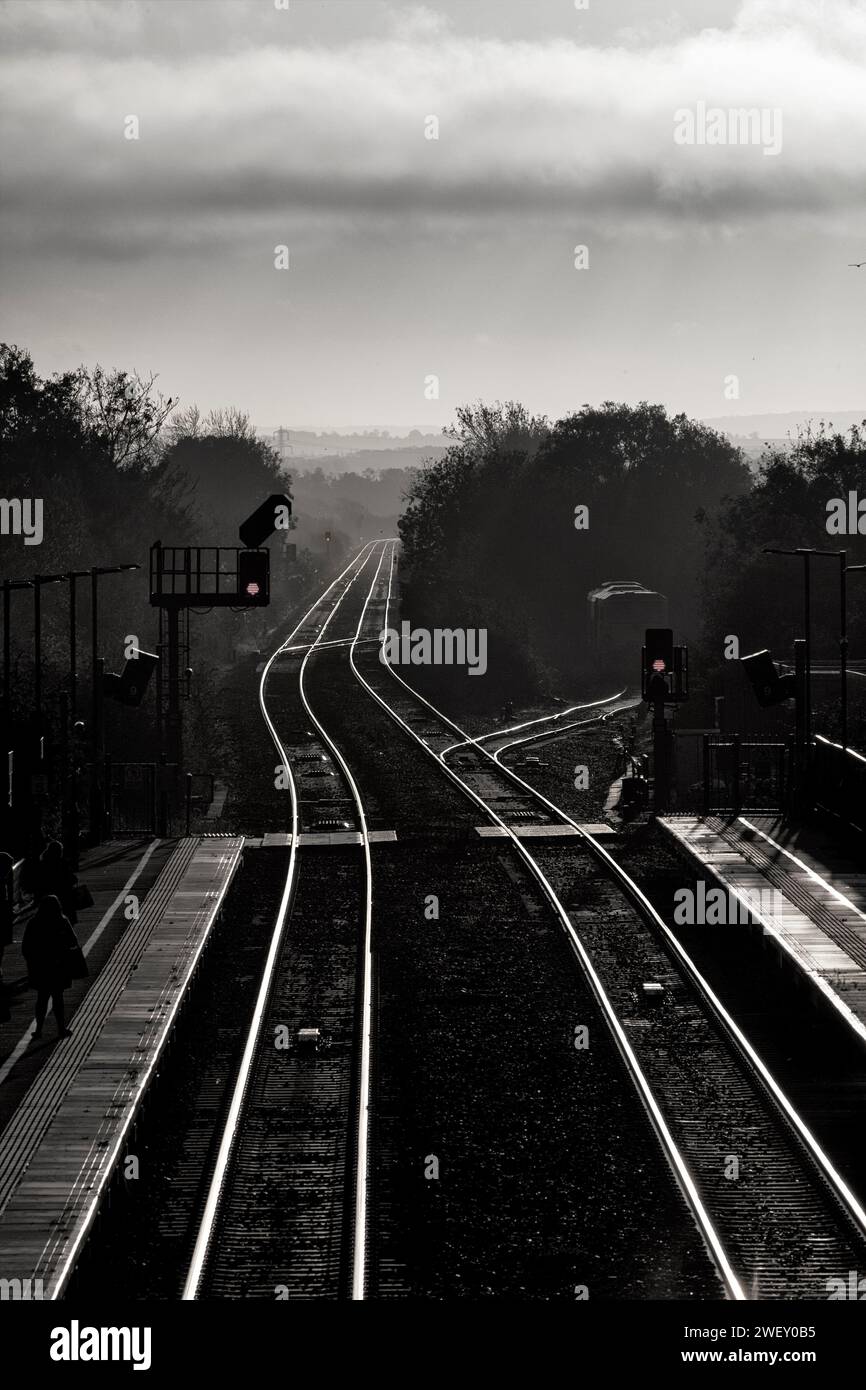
[161,420,290,540]
[79,365,175,469]
[0,345,192,758]
[399,399,748,692]
[698,421,866,742]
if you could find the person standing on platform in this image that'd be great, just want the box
[35,840,78,925]
[22,894,80,1039]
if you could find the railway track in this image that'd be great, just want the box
[449,689,635,761]
[297,545,725,1297]
[343,540,866,1299]
[182,544,379,1301]
[127,535,866,1301]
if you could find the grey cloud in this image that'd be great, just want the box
[2,0,865,263]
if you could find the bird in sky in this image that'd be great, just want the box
[849,261,866,268]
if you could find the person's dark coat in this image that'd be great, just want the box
[35,842,77,925]
[22,895,80,993]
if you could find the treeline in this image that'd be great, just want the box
[399,401,749,694]
[398,401,866,734]
[698,420,866,737]
[0,345,307,795]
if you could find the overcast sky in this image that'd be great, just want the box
[1,0,864,430]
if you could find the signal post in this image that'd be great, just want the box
[642,627,688,813]
[149,493,290,826]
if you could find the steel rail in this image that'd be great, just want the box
[487,738,866,1248]
[181,543,377,1300]
[440,688,629,759]
[295,548,382,1301]
[365,544,866,1275]
[349,542,745,1300]
[489,693,637,759]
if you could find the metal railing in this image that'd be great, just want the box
[107,760,157,835]
[700,735,790,814]
[809,735,866,835]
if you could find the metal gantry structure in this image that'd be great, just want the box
[149,493,291,823]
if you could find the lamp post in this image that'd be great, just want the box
[847,564,866,753]
[763,547,847,749]
[64,569,89,724]
[27,574,64,855]
[840,553,848,752]
[89,564,140,843]
[61,570,89,864]
[32,573,66,727]
[2,578,32,731]
[2,579,32,841]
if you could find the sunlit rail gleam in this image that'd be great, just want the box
[182,544,377,1301]
[350,538,866,1297]
[348,541,745,1300]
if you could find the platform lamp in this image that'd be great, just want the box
[89,563,140,843]
[60,570,90,865]
[33,573,67,728]
[64,569,90,723]
[846,564,866,753]
[2,577,33,729]
[763,547,848,749]
[23,573,66,855]
[2,578,33,841]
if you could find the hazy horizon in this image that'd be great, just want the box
[256,407,866,438]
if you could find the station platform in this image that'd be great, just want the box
[0,835,242,1299]
[0,837,175,1119]
[659,814,866,1045]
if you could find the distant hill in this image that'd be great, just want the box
[703,410,865,439]
[257,426,447,462]
[287,445,448,476]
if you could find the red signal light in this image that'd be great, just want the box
[237,549,269,606]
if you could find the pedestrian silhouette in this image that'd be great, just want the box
[35,840,78,925]
[22,894,80,1039]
